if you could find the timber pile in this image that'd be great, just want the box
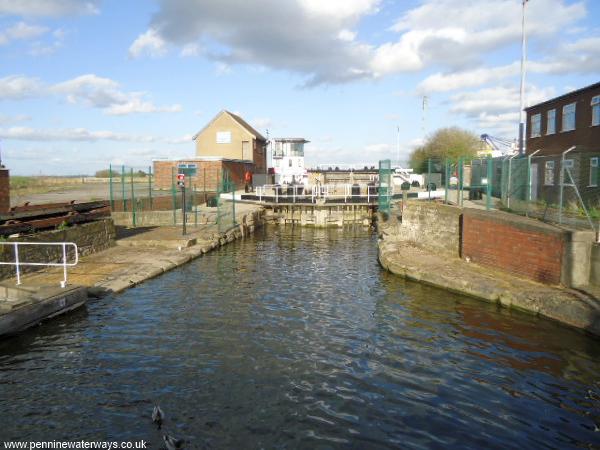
[0,201,110,236]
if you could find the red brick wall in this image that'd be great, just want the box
[153,160,254,191]
[462,209,565,284]
[0,169,10,213]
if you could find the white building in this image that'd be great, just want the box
[270,138,309,184]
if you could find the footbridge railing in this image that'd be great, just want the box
[0,242,79,287]
[251,184,379,204]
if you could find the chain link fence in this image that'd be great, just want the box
[216,169,236,233]
[108,165,218,227]
[412,151,600,234]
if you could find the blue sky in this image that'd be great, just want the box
[0,0,598,175]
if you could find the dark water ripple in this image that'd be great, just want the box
[0,226,599,449]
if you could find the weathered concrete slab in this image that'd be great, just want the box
[0,283,87,337]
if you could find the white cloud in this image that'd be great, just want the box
[0,114,31,125]
[0,126,158,142]
[106,98,182,116]
[128,28,167,58]
[45,74,183,115]
[180,43,200,57]
[0,0,99,16]
[0,21,48,45]
[0,75,43,99]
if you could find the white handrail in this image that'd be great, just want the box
[0,242,79,288]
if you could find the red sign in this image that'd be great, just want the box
[177,173,185,181]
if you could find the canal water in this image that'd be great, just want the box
[0,227,599,448]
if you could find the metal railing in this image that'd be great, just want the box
[254,184,380,203]
[0,242,79,287]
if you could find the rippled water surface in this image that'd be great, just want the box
[1,226,599,448]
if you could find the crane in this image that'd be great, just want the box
[480,134,518,157]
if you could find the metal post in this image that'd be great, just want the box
[148,165,153,210]
[559,146,576,224]
[13,243,21,286]
[526,149,540,216]
[232,180,236,226]
[130,168,136,227]
[61,243,67,288]
[506,154,517,209]
[203,167,207,206]
[518,0,528,156]
[181,182,187,235]
[428,158,432,200]
[194,183,198,227]
[458,157,464,207]
[444,159,449,204]
[121,165,126,212]
[109,164,114,210]
[171,167,176,225]
[486,155,493,210]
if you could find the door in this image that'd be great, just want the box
[530,163,538,201]
[242,141,252,161]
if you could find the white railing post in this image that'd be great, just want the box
[14,242,20,286]
[61,243,67,288]
[0,242,78,287]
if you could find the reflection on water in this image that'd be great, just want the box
[0,226,598,448]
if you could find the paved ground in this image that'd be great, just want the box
[2,205,264,298]
[11,182,110,206]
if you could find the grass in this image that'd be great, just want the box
[10,176,86,195]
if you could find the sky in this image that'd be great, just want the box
[0,0,598,175]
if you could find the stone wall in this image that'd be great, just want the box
[0,219,115,281]
[394,201,462,257]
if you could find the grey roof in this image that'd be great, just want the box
[192,110,267,141]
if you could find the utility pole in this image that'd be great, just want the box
[518,0,528,156]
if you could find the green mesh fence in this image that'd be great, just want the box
[217,169,236,233]
[411,153,600,233]
[109,164,207,227]
[378,159,392,214]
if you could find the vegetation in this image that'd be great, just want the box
[409,127,480,173]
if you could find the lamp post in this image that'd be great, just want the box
[518,0,529,156]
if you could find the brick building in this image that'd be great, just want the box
[153,110,268,190]
[525,82,600,205]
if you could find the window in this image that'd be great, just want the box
[546,109,556,135]
[288,159,292,167]
[591,157,599,187]
[592,96,600,126]
[562,102,576,132]
[544,161,555,185]
[216,131,231,144]
[530,113,541,137]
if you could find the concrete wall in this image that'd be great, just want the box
[0,218,115,281]
[381,201,596,287]
[397,201,462,257]
[590,244,600,286]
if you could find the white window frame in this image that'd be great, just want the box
[592,95,600,127]
[544,161,555,186]
[530,113,541,137]
[562,102,576,132]
[546,109,556,135]
[590,157,599,187]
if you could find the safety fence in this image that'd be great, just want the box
[413,150,600,234]
[108,165,227,228]
[252,183,379,204]
[216,169,236,233]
